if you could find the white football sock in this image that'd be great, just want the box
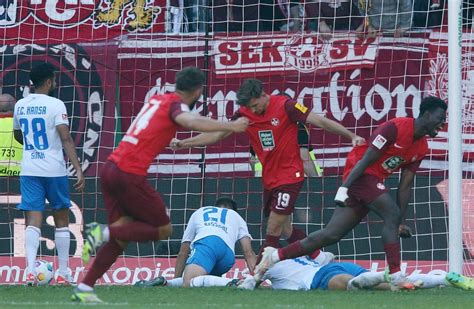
[190,275,231,287]
[103,226,110,242]
[407,273,446,289]
[25,226,41,274]
[348,271,385,289]
[77,283,94,292]
[55,227,70,275]
[166,277,183,287]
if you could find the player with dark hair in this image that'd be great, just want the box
[171,78,364,270]
[251,96,448,288]
[135,197,255,288]
[13,62,85,286]
[71,67,249,303]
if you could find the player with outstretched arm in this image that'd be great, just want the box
[71,67,248,303]
[171,78,364,269]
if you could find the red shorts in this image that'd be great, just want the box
[100,161,170,227]
[263,181,304,216]
[346,174,389,217]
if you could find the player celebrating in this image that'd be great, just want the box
[71,67,248,303]
[135,197,256,288]
[253,96,448,286]
[13,62,85,286]
[171,78,364,265]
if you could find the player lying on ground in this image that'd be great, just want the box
[241,256,474,291]
[135,254,474,291]
[251,97,447,288]
[135,197,256,288]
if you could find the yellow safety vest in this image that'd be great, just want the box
[0,117,23,176]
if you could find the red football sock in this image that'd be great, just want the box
[256,235,280,264]
[278,240,307,260]
[286,227,306,243]
[109,222,159,242]
[384,242,401,274]
[82,240,123,287]
[308,248,321,259]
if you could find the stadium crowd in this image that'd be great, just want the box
[168,0,474,35]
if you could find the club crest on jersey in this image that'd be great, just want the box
[372,134,387,149]
[271,118,280,127]
[258,130,275,151]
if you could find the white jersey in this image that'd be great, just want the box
[13,94,69,176]
[263,256,323,291]
[182,206,251,253]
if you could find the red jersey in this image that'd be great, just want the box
[343,117,428,181]
[236,95,309,189]
[109,93,188,175]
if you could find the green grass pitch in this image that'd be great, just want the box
[0,285,472,309]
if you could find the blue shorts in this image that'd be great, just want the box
[311,262,367,290]
[186,235,235,276]
[18,176,71,211]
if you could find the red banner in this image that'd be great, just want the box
[117,32,470,176]
[0,0,166,44]
[2,256,472,285]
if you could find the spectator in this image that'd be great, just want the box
[254,0,304,32]
[212,0,260,32]
[412,0,445,28]
[0,93,22,176]
[362,0,413,38]
[305,0,366,38]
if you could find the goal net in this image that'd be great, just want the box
[0,1,473,285]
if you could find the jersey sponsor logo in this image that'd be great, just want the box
[382,156,405,172]
[372,134,387,149]
[258,130,275,151]
[294,102,308,114]
[271,118,280,127]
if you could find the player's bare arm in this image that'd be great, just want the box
[174,112,249,133]
[174,242,191,278]
[57,124,85,192]
[305,113,365,146]
[335,147,383,206]
[239,236,257,273]
[170,130,232,151]
[397,168,416,238]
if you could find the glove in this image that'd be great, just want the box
[334,187,349,207]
